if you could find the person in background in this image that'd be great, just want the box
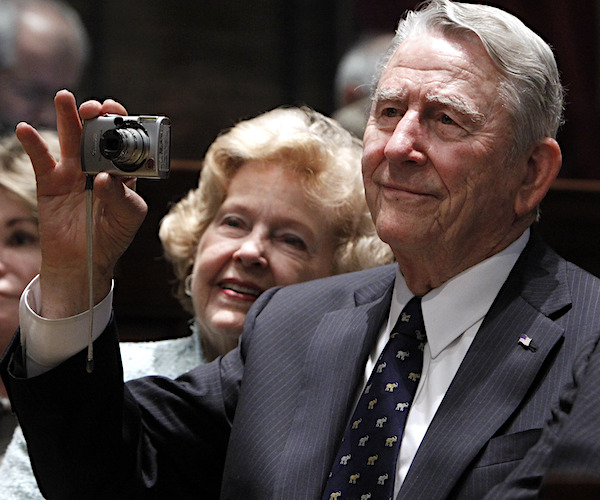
[0,106,393,498]
[332,32,394,138]
[0,130,58,465]
[4,1,600,498]
[0,0,90,133]
[158,106,393,362]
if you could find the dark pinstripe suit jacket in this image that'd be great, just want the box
[486,289,600,499]
[3,231,600,499]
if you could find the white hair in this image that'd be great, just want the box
[375,0,564,157]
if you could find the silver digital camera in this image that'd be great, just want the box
[81,114,171,179]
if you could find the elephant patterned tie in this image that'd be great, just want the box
[323,296,426,500]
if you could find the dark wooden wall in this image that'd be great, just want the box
[65,0,600,178]
[66,0,356,160]
[59,1,600,340]
[537,179,600,281]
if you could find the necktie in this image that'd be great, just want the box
[323,296,426,500]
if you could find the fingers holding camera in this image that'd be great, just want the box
[33,171,147,319]
[15,122,57,179]
[79,97,128,121]
[54,90,83,161]
[18,91,130,184]
[16,91,86,198]
[17,91,145,319]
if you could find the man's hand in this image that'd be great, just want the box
[16,90,148,318]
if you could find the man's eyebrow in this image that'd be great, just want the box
[372,88,407,103]
[425,93,485,124]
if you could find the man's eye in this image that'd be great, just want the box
[383,107,400,118]
[440,114,455,125]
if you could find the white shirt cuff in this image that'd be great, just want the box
[19,275,114,377]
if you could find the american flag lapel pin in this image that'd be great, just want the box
[519,333,537,352]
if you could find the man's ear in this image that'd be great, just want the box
[514,137,562,217]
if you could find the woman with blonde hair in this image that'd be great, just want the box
[0,130,59,464]
[159,106,393,361]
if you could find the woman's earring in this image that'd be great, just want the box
[184,275,193,297]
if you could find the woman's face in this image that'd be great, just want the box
[0,186,40,353]
[190,160,338,358]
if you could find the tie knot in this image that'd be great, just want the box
[392,296,426,342]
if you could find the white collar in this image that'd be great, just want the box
[389,229,530,358]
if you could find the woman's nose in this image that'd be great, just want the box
[232,235,268,267]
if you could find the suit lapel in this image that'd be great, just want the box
[399,233,571,499]
[274,267,396,498]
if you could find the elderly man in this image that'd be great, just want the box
[0,0,89,133]
[2,1,599,499]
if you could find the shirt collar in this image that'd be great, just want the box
[390,229,530,358]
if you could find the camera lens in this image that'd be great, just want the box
[99,127,150,171]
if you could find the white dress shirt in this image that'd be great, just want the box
[361,229,529,497]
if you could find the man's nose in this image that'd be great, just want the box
[384,112,427,165]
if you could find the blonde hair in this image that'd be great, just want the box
[0,130,59,218]
[159,107,393,313]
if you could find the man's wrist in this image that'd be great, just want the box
[38,267,113,319]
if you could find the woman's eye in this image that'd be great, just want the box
[280,234,307,251]
[215,215,249,236]
[220,215,244,229]
[224,218,241,228]
[7,230,39,247]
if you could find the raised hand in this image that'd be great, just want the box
[16,90,148,319]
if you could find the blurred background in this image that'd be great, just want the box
[57,0,600,339]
